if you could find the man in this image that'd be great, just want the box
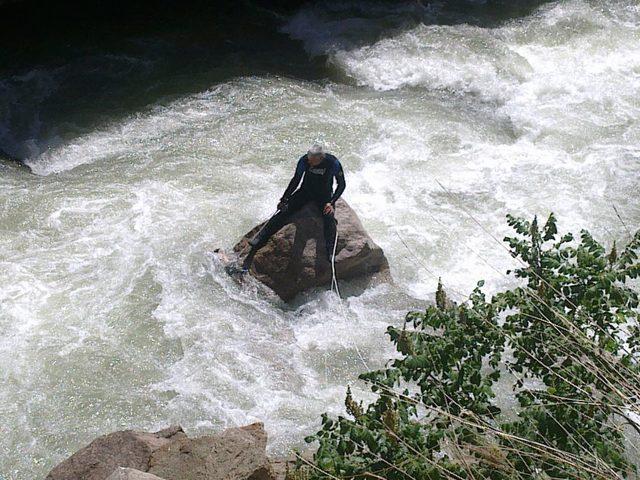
[242,143,346,270]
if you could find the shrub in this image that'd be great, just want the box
[295,214,640,480]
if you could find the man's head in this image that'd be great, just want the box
[307,143,325,166]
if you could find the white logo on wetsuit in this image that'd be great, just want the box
[309,168,326,174]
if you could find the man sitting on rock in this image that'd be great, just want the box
[242,143,346,271]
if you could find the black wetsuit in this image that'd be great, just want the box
[248,153,346,261]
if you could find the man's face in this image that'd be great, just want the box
[308,154,323,166]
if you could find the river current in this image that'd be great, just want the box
[1,1,639,477]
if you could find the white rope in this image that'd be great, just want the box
[328,220,370,372]
[330,225,341,298]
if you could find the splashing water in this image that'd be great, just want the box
[1,1,639,477]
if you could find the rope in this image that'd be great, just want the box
[329,219,370,372]
[330,222,341,297]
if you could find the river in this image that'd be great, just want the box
[1,1,638,477]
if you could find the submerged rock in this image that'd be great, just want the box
[232,199,389,301]
[0,147,31,171]
[45,423,275,480]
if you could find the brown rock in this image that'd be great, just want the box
[45,426,185,480]
[106,468,167,480]
[270,449,315,480]
[233,199,389,301]
[148,422,274,480]
[270,460,289,480]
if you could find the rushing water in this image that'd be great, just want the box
[1,1,639,477]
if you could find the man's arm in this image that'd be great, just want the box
[280,156,306,203]
[329,161,346,206]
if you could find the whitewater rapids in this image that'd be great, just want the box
[0,1,638,477]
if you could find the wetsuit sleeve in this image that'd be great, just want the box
[280,156,306,202]
[329,160,346,206]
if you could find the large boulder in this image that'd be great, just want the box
[106,468,167,480]
[46,423,275,480]
[148,423,274,480]
[46,426,185,480]
[233,199,389,301]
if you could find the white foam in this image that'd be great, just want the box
[2,1,640,477]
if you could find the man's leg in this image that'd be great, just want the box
[242,191,308,269]
[248,211,289,249]
[322,206,338,263]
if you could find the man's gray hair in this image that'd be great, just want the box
[307,143,325,157]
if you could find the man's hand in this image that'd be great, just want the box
[323,203,334,215]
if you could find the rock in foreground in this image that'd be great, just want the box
[46,423,276,480]
[46,426,185,480]
[233,199,389,301]
[107,468,166,480]
[148,423,273,480]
